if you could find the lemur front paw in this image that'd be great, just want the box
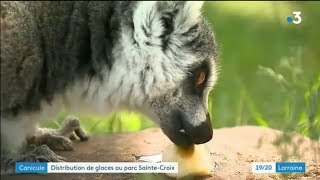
[27,115,90,150]
[1,116,89,175]
[27,133,74,151]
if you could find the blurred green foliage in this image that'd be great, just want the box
[43,2,320,139]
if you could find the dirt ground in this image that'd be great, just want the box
[2,126,319,180]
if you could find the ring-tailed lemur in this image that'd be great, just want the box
[1,1,219,173]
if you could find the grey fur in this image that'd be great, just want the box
[1,1,114,113]
[1,1,219,166]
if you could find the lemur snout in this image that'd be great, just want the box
[161,110,213,148]
[184,114,213,144]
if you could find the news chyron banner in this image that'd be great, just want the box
[14,161,307,174]
[15,162,178,174]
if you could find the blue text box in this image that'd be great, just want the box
[276,162,305,173]
[15,162,48,174]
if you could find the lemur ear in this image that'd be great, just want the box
[132,1,164,44]
[173,1,204,32]
[132,1,204,47]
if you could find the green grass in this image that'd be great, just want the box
[205,1,320,139]
[43,2,320,140]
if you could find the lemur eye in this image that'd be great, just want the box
[195,71,206,88]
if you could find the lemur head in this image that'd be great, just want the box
[111,1,218,147]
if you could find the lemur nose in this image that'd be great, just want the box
[184,114,213,144]
[161,111,213,148]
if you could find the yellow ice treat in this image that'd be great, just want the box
[162,143,213,179]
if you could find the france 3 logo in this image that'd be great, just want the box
[286,11,302,24]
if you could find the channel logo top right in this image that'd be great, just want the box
[287,11,302,24]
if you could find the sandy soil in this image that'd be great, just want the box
[2,126,319,180]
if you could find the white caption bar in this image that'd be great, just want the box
[47,162,178,174]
